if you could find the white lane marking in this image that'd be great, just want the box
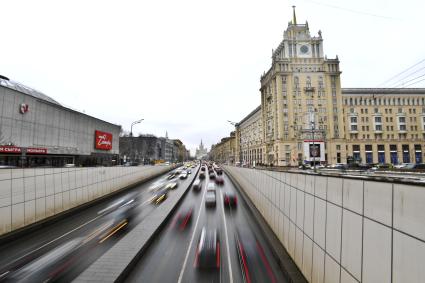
[177,179,208,283]
[220,190,234,283]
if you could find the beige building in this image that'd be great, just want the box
[260,7,346,166]
[343,88,425,164]
[209,133,236,164]
[235,106,264,166]
[212,8,425,166]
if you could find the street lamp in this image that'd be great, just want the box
[130,119,144,137]
[129,118,144,164]
[227,120,242,166]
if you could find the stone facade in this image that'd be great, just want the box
[212,8,425,166]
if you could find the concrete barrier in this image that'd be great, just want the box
[0,165,173,236]
[224,166,425,283]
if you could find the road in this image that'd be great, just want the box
[126,167,288,283]
[0,165,197,282]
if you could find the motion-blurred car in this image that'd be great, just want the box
[215,167,223,175]
[235,228,277,283]
[173,207,193,231]
[207,182,216,191]
[97,193,139,222]
[187,169,192,174]
[151,188,168,205]
[201,166,206,172]
[165,182,178,190]
[209,172,216,179]
[223,192,237,208]
[167,172,177,180]
[215,176,224,185]
[192,179,202,191]
[179,172,188,179]
[199,172,206,180]
[1,237,88,282]
[194,227,220,269]
[205,191,217,208]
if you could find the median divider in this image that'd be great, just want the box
[74,165,200,283]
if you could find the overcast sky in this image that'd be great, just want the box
[1,0,424,155]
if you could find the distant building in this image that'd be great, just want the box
[195,140,208,159]
[119,133,189,164]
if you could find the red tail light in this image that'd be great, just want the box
[238,242,251,283]
[256,241,277,283]
[216,242,220,268]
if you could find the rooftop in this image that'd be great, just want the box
[0,75,61,105]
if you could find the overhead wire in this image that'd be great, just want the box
[379,58,425,87]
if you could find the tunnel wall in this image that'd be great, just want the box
[0,165,173,236]
[224,166,425,283]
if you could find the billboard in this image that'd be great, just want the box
[95,130,113,150]
[303,140,325,162]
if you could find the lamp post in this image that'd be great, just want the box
[228,120,242,166]
[130,119,144,137]
[129,118,144,163]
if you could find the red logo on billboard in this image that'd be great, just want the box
[19,103,29,114]
[0,146,22,153]
[95,130,113,150]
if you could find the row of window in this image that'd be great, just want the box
[345,97,425,107]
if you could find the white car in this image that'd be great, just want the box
[207,182,216,191]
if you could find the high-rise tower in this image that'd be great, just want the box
[260,7,346,166]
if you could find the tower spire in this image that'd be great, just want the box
[292,6,297,25]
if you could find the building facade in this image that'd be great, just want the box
[0,76,120,167]
[237,106,264,166]
[343,88,425,164]
[195,140,208,160]
[211,8,425,167]
[209,133,236,165]
[260,7,346,166]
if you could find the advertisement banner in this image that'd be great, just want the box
[27,148,47,154]
[303,141,325,162]
[95,130,113,150]
[0,146,22,153]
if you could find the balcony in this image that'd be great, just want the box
[304,86,315,92]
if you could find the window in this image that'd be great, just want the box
[350,117,357,123]
[336,145,341,150]
[376,125,382,131]
[351,125,358,131]
[399,117,406,123]
[375,117,382,123]
[400,125,406,131]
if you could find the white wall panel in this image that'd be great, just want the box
[362,218,391,283]
[343,179,363,214]
[393,230,425,283]
[312,243,325,283]
[341,210,362,280]
[325,254,340,283]
[364,181,392,226]
[327,177,343,206]
[314,198,326,249]
[326,203,342,262]
[394,184,425,241]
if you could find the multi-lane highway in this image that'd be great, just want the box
[126,166,288,283]
[0,166,198,282]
